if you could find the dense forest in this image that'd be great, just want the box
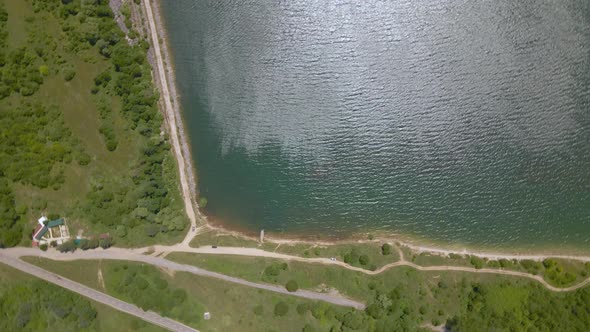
[0,0,187,247]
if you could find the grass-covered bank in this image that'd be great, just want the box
[166,252,590,331]
[0,262,164,331]
[0,0,188,247]
[23,257,376,332]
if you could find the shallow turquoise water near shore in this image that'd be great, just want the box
[160,0,590,251]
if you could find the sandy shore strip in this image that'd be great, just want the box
[142,0,590,262]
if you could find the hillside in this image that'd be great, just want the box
[0,0,188,248]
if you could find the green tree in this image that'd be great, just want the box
[381,243,391,255]
[286,280,299,292]
[274,302,289,317]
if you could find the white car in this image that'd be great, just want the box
[330,257,336,261]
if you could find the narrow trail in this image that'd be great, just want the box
[139,243,590,293]
[0,254,198,332]
[142,0,200,247]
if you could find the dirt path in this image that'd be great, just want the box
[141,0,200,246]
[1,248,365,310]
[138,244,590,293]
[0,253,198,332]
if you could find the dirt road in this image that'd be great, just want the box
[140,244,590,293]
[1,247,366,310]
[0,253,198,332]
[142,0,199,246]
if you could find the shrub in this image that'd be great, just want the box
[39,243,48,251]
[64,68,76,81]
[38,65,49,76]
[381,243,391,255]
[198,197,208,208]
[79,239,90,250]
[470,256,484,269]
[88,238,99,249]
[340,311,364,329]
[302,324,314,332]
[50,240,58,247]
[99,237,112,249]
[57,240,76,253]
[274,302,289,317]
[286,280,299,292]
[313,247,320,256]
[77,152,91,165]
[359,254,370,266]
[296,303,309,315]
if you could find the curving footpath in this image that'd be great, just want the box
[141,244,590,293]
[0,253,198,332]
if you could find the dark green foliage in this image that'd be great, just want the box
[99,237,112,249]
[110,264,200,324]
[520,259,542,275]
[302,324,314,332]
[0,0,188,245]
[39,243,48,251]
[88,238,99,249]
[79,239,90,250]
[343,248,360,265]
[286,280,299,292]
[445,283,590,331]
[340,311,364,330]
[57,240,76,253]
[274,301,289,317]
[359,254,370,266]
[0,178,23,247]
[381,243,391,255]
[263,262,288,281]
[469,256,484,269]
[0,278,97,330]
[296,303,309,315]
[0,102,79,189]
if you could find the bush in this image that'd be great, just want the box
[381,243,391,255]
[99,237,112,249]
[470,256,484,269]
[88,238,99,249]
[57,240,76,253]
[198,197,208,208]
[274,302,289,317]
[302,324,314,332]
[286,280,299,292]
[296,303,309,315]
[359,254,370,266]
[63,68,76,81]
[79,239,90,250]
[39,243,48,251]
[77,152,91,165]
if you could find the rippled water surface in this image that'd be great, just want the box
[161,0,590,250]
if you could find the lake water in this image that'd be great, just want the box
[160,0,590,251]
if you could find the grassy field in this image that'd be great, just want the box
[0,262,165,332]
[1,0,188,247]
[23,257,360,332]
[22,254,590,331]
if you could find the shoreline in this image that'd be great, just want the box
[141,0,203,242]
[145,0,590,261]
